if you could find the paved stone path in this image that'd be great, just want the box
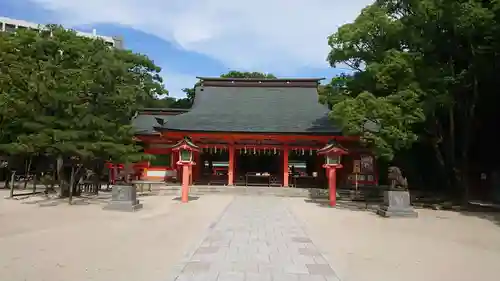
[171,196,340,281]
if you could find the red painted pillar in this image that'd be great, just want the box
[110,166,116,184]
[181,165,189,203]
[188,165,193,185]
[329,167,337,207]
[283,147,289,187]
[193,152,201,183]
[228,145,235,186]
[234,149,238,183]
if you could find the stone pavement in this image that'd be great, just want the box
[170,196,340,281]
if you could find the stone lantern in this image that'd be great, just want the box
[171,137,200,203]
[317,140,348,207]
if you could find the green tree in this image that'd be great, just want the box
[0,25,163,202]
[325,0,500,202]
[220,71,276,79]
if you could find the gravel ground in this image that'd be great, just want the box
[0,190,233,281]
[2,189,500,281]
[288,198,500,281]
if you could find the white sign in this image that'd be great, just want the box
[146,170,166,177]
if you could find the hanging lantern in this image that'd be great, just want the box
[309,149,313,156]
[302,149,305,155]
[274,148,277,154]
[254,148,256,154]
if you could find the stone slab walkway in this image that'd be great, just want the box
[170,196,340,281]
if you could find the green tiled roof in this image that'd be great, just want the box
[131,114,166,135]
[157,85,341,134]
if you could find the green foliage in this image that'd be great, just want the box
[324,0,493,159]
[220,71,276,79]
[325,0,500,199]
[142,96,177,108]
[330,91,424,159]
[0,25,164,165]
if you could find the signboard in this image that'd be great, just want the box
[146,170,167,178]
[360,155,374,173]
[353,160,361,174]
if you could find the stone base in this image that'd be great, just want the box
[103,200,143,212]
[103,184,143,212]
[376,190,418,218]
[377,205,418,218]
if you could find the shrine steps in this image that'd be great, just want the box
[150,186,373,199]
[154,185,330,198]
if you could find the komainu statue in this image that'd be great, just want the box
[388,166,408,190]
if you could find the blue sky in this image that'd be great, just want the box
[1,0,371,98]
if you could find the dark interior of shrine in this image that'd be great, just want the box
[237,153,280,175]
[196,148,326,187]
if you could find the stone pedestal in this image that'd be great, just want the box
[103,184,143,212]
[377,189,418,218]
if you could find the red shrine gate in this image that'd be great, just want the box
[137,132,377,189]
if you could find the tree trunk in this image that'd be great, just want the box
[44,168,56,194]
[9,171,16,198]
[23,157,32,190]
[32,173,37,193]
[432,142,451,190]
[68,166,75,204]
[57,156,68,198]
[3,171,11,189]
[50,169,56,190]
[456,46,480,207]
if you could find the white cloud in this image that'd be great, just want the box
[160,70,199,98]
[29,0,372,73]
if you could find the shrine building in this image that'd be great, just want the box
[131,77,377,189]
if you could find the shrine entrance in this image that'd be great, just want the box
[198,150,229,185]
[237,153,280,175]
[236,150,282,186]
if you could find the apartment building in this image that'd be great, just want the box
[0,16,123,48]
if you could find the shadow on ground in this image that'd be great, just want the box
[172,196,200,202]
[305,196,500,227]
[459,203,500,227]
[17,193,112,207]
[304,198,379,213]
